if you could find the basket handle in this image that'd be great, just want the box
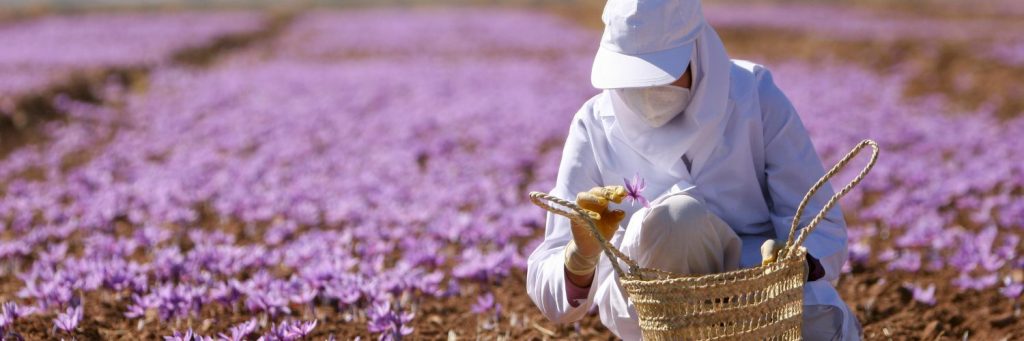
[780,139,879,258]
[528,192,641,278]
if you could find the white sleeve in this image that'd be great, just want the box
[526,111,604,323]
[757,67,849,283]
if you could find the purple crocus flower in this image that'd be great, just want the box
[1000,277,1023,299]
[53,304,83,333]
[291,319,317,338]
[218,319,258,341]
[2,302,36,325]
[886,251,921,272]
[470,292,494,314]
[903,283,936,306]
[368,301,414,341]
[266,320,299,341]
[623,173,649,208]
[953,272,999,291]
[0,301,35,335]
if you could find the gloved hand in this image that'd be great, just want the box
[760,239,825,282]
[564,186,627,276]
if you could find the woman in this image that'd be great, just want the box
[525,0,862,339]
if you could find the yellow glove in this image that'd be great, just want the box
[564,186,627,275]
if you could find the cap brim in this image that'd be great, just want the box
[591,43,694,89]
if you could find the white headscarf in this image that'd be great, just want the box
[605,12,732,179]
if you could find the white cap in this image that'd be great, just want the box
[591,0,704,89]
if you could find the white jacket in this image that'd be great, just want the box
[526,60,860,340]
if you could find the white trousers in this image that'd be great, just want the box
[610,192,857,340]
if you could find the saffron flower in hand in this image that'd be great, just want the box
[624,173,649,208]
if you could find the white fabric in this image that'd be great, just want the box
[591,0,702,88]
[525,59,862,340]
[620,183,741,276]
[612,184,743,321]
[612,85,692,127]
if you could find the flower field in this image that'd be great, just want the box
[0,3,1022,340]
[0,11,267,113]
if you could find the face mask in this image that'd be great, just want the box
[613,85,692,128]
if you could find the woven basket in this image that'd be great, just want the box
[529,139,878,340]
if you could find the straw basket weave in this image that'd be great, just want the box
[529,139,878,340]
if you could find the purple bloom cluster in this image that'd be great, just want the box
[768,61,1024,294]
[368,301,414,340]
[164,317,317,341]
[705,3,1024,70]
[0,11,265,108]
[267,8,595,60]
[987,39,1024,66]
[0,8,593,339]
[1,301,36,336]
[266,319,318,340]
[218,319,258,341]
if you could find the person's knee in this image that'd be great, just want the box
[641,193,711,239]
[634,193,741,274]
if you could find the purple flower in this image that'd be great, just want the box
[2,302,36,325]
[623,173,649,208]
[291,319,317,338]
[289,286,318,305]
[210,280,244,307]
[471,292,494,314]
[53,304,83,333]
[886,251,921,272]
[368,301,414,341]
[1000,277,1023,299]
[218,319,258,341]
[903,283,936,306]
[1,301,36,334]
[266,320,299,341]
[953,272,999,291]
[257,318,317,341]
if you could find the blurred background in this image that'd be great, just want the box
[0,0,1021,340]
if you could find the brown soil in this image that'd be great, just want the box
[171,11,295,68]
